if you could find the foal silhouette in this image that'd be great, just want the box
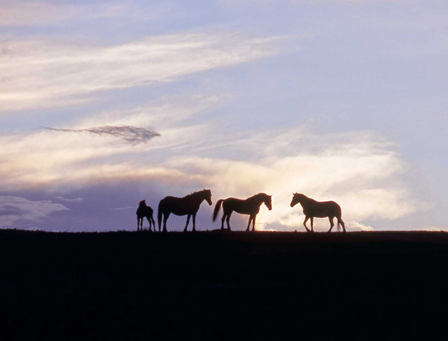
[213,193,272,232]
[290,193,346,233]
[136,200,156,232]
[158,189,212,232]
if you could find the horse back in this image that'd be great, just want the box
[223,197,259,215]
[303,200,342,218]
[159,195,200,216]
[137,205,153,217]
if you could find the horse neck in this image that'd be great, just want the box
[299,196,313,208]
[191,192,206,204]
[252,194,266,207]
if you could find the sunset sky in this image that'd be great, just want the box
[1,0,447,232]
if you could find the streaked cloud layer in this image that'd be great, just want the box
[0,33,291,112]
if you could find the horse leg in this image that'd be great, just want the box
[226,212,232,231]
[137,217,140,231]
[221,213,226,230]
[184,214,191,232]
[303,216,311,233]
[338,218,346,233]
[328,217,335,233]
[246,216,252,232]
[146,216,152,232]
[192,213,197,232]
[310,217,314,233]
[163,213,170,233]
[252,214,256,232]
[151,216,156,232]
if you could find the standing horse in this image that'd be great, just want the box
[213,193,272,232]
[290,193,346,233]
[136,200,156,232]
[158,189,212,232]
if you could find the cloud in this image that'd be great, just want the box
[350,222,375,231]
[109,206,134,212]
[0,196,68,228]
[0,2,139,26]
[0,96,422,231]
[54,196,84,203]
[44,125,161,145]
[159,126,418,231]
[420,226,448,232]
[223,0,414,4]
[0,96,222,192]
[0,33,293,112]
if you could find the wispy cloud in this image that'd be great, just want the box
[0,196,68,228]
[44,125,161,145]
[0,33,293,112]
[350,222,375,231]
[223,0,415,4]
[421,226,448,232]
[109,206,134,212]
[0,2,140,26]
[54,196,84,203]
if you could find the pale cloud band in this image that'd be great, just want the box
[0,33,293,112]
[0,2,139,26]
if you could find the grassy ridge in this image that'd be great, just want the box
[0,230,447,338]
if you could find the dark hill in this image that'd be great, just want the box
[1,230,447,338]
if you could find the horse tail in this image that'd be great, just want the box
[157,201,163,231]
[213,199,224,222]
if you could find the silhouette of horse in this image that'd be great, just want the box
[290,193,346,233]
[158,189,212,232]
[213,193,272,232]
[136,200,156,232]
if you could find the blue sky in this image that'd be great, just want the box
[0,0,447,232]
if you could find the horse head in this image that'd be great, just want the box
[202,188,212,206]
[263,193,272,211]
[139,200,146,207]
[290,193,305,207]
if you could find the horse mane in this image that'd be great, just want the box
[295,193,317,204]
[191,189,210,195]
[248,193,268,200]
[186,189,210,198]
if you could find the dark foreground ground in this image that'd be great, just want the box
[1,229,448,339]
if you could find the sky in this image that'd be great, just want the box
[0,0,447,232]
